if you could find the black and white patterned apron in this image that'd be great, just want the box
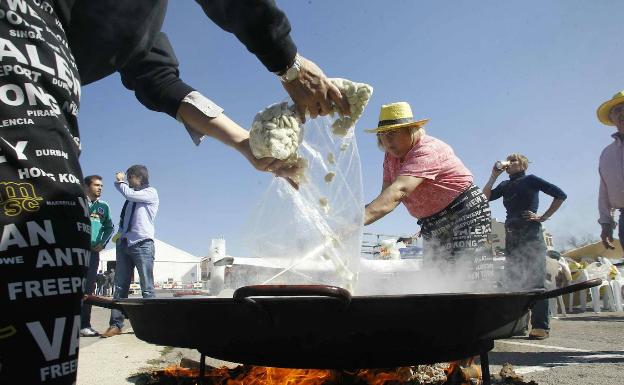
[0,2,90,384]
[418,184,495,285]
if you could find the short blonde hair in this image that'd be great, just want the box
[507,153,529,170]
[376,126,426,151]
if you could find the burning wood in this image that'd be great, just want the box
[130,359,537,385]
[131,362,467,385]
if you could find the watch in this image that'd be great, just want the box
[278,54,301,83]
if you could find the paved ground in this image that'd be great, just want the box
[490,312,624,385]
[77,297,624,385]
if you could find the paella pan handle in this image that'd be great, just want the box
[533,278,603,301]
[84,295,125,311]
[233,285,352,307]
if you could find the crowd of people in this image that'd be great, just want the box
[94,270,115,297]
[0,1,621,384]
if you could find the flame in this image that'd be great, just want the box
[446,361,459,376]
[354,368,407,385]
[159,366,336,385]
[155,363,469,385]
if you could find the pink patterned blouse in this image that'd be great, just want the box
[383,134,473,218]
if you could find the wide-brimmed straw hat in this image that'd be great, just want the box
[365,102,429,133]
[597,91,624,126]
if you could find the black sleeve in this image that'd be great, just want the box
[489,181,505,201]
[195,0,297,73]
[66,0,168,85]
[530,175,568,200]
[119,32,195,118]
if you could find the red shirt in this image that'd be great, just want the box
[383,134,473,218]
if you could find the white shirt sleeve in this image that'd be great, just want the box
[176,91,224,146]
[598,169,615,226]
[115,182,159,204]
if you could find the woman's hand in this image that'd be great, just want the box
[522,210,548,222]
[490,163,504,178]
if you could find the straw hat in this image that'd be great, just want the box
[597,91,624,126]
[365,102,429,133]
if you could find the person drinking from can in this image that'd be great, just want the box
[483,153,567,340]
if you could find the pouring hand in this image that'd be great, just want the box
[281,55,350,122]
[600,224,616,250]
[253,157,300,190]
[237,139,299,189]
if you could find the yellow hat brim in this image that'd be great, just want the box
[364,119,430,133]
[597,98,624,126]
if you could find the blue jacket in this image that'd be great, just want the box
[489,171,567,221]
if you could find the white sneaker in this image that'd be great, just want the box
[80,327,99,337]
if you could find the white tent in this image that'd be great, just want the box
[98,239,201,284]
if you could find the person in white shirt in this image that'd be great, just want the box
[597,91,624,251]
[101,165,159,338]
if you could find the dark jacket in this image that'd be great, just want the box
[489,171,567,222]
[55,0,297,117]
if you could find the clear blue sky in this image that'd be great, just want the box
[78,0,623,257]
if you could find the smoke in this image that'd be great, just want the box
[355,233,547,295]
[217,234,547,297]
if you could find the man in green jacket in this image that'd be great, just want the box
[80,175,115,337]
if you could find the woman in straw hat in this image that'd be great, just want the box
[596,91,624,252]
[364,102,494,285]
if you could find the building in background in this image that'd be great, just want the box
[99,238,201,284]
[489,218,554,257]
[563,240,623,261]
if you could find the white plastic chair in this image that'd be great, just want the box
[599,258,624,312]
[567,269,589,312]
[545,257,567,317]
[577,261,617,312]
[610,278,623,311]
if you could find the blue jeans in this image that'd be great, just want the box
[505,221,549,330]
[109,239,156,329]
[80,251,100,329]
[531,297,550,330]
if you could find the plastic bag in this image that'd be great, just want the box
[238,106,364,292]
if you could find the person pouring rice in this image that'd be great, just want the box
[363,102,493,283]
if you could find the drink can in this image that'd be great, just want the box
[495,160,510,171]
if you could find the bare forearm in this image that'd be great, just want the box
[364,187,404,225]
[482,175,498,200]
[541,198,564,221]
[177,103,249,152]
